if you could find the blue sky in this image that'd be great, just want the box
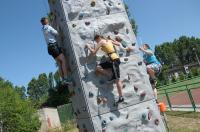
[0,0,200,86]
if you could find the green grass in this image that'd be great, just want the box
[166,111,200,132]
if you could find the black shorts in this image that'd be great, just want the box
[48,43,62,59]
[99,59,121,79]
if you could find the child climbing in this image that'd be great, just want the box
[139,44,162,101]
[40,17,71,85]
[85,35,124,103]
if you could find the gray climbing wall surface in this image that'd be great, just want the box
[48,0,166,131]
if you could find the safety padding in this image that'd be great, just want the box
[77,100,166,132]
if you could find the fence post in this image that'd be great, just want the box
[164,89,172,110]
[186,86,196,112]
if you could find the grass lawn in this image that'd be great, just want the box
[166,111,200,132]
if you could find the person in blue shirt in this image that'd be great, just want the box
[140,44,162,101]
[40,17,71,84]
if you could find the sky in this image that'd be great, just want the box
[0,0,200,87]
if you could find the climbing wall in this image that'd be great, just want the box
[48,0,166,131]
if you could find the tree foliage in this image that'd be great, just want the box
[125,4,138,36]
[155,36,200,85]
[0,78,40,132]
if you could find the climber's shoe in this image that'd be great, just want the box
[116,96,124,104]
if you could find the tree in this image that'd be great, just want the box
[125,4,138,36]
[14,86,26,99]
[0,78,40,132]
[27,73,49,108]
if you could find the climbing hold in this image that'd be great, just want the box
[132,43,136,46]
[121,40,128,48]
[101,120,107,128]
[140,90,146,98]
[108,2,112,6]
[123,84,126,89]
[79,13,84,20]
[85,22,90,26]
[72,24,76,28]
[114,30,119,35]
[97,97,102,104]
[126,28,129,34]
[109,116,114,121]
[89,92,94,98]
[126,113,129,119]
[124,58,128,62]
[106,8,111,15]
[91,0,96,7]
[154,119,160,125]
[128,74,131,81]
[138,61,143,66]
[134,86,138,92]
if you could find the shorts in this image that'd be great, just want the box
[48,43,62,59]
[147,63,162,75]
[99,59,121,80]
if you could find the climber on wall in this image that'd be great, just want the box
[85,35,124,103]
[40,17,71,85]
[139,44,162,102]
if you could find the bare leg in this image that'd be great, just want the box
[55,58,64,78]
[56,53,68,78]
[115,79,123,97]
[154,88,158,100]
[147,67,156,79]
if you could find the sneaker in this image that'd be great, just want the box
[116,96,124,104]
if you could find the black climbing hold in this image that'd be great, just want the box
[79,13,84,20]
[109,116,114,121]
[134,86,138,92]
[114,30,119,35]
[89,92,94,98]
[123,84,126,89]
[126,28,129,34]
[101,120,107,128]
[85,22,90,26]
[108,2,112,6]
[138,61,143,66]
[106,8,111,15]
[77,125,79,128]
[72,24,76,28]
[124,58,128,62]
[118,3,121,5]
[132,43,136,46]
[97,97,102,104]
[154,119,160,125]
[140,91,146,97]
[91,1,96,7]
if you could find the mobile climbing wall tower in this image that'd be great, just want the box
[48,0,166,131]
